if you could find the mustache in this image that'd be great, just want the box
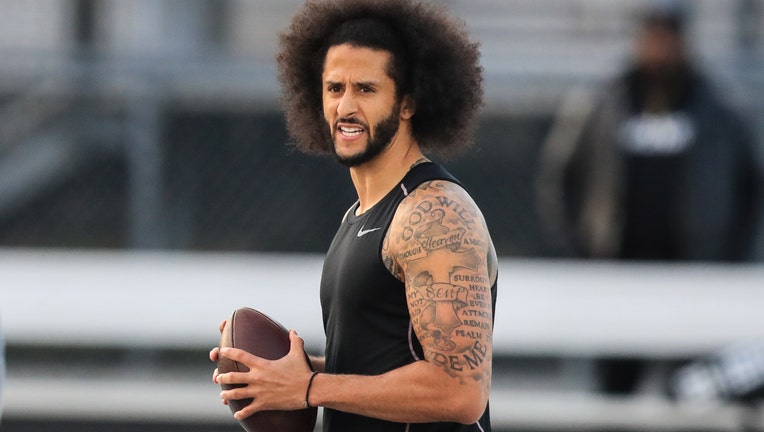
[335,117,368,129]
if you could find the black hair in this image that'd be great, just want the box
[276,0,484,157]
[641,0,687,35]
[322,17,411,98]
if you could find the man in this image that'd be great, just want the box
[537,0,761,262]
[536,0,762,394]
[211,0,497,431]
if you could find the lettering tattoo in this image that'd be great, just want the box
[384,180,496,386]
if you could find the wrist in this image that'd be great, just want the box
[304,371,320,408]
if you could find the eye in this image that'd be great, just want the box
[327,84,342,93]
[359,86,374,93]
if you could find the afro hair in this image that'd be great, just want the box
[276,0,484,158]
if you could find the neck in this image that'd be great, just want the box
[349,129,425,215]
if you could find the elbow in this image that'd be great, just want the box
[448,385,489,425]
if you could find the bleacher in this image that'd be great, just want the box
[3,249,764,431]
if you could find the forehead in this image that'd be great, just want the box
[322,44,393,81]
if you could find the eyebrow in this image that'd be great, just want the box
[324,79,381,88]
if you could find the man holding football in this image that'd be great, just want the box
[212,1,498,430]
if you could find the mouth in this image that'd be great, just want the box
[339,125,364,137]
[336,121,366,139]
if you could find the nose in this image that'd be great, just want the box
[337,90,357,118]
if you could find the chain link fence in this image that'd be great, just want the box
[0,94,554,255]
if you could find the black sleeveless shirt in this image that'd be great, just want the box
[320,162,494,432]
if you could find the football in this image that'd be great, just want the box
[218,307,318,432]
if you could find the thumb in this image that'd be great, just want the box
[288,329,305,356]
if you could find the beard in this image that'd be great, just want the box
[330,103,401,168]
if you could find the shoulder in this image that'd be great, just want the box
[382,179,496,281]
[395,179,484,230]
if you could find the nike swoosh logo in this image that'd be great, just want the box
[357,226,383,237]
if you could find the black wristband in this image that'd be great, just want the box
[304,371,319,408]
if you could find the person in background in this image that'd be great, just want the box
[536,0,763,394]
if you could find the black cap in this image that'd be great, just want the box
[640,0,687,34]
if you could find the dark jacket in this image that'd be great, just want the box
[537,66,763,261]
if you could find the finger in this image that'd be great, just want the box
[216,371,253,386]
[209,347,220,362]
[212,367,220,384]
[220,385,247,401]
[288,329,306,356]
[219,319,227,333]
[219,346,267,368]
[235,409,251,421]
[235,402,260,421]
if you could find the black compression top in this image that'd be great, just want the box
[319,162,494,432]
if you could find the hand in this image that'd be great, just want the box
[216,330,314,419]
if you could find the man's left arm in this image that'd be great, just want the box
[387,180,497,419]
[216,181,497,424]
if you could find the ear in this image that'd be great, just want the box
[400,95,416,120]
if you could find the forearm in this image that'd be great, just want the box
[307,359,488,425]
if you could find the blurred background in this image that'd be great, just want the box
[1,0,763,431]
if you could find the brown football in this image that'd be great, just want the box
[218,307,317,432]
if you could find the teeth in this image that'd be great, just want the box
[339,126,363,136]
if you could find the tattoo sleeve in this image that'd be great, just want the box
[385,180,496,387]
